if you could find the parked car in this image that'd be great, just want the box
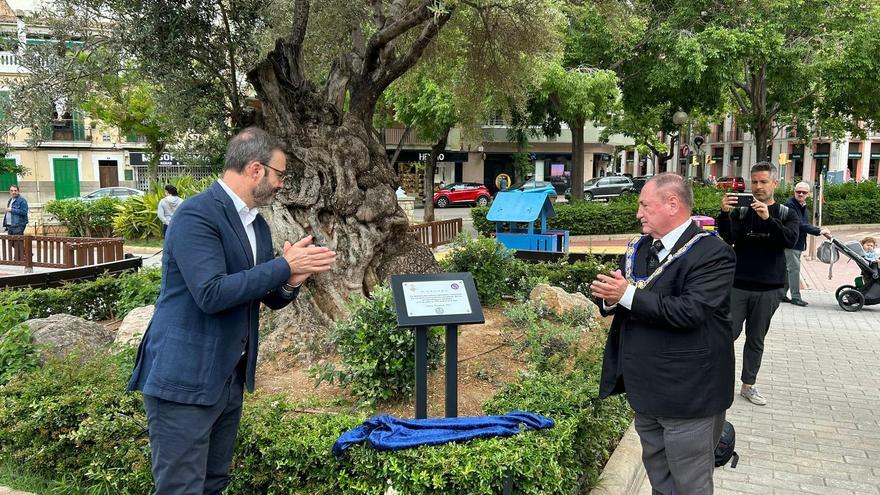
[433,182,491,208]
[716,176,746,192]
[630,175,653,194]
[566,175,634,201]
[546,175,570,195]
[80,187,144,201]
[506,179,558,199]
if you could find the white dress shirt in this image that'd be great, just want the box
[217,179,259,265]
[607,218,694,310]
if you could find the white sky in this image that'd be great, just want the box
[6,0,42,12]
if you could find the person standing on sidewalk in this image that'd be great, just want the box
[4,185,29,261]
[782,181,830,306]
[3,185,28,235]
[592,173,736,494]
[718,162,799,406]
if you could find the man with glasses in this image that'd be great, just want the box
[783,182,830,306]
[718,162,799,406]
[128,127,337,494]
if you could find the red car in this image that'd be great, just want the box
[716,176,746,192]
[433,182,491,208]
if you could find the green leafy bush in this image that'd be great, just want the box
[502,302,589,373]
[115,268,163,317]
[823,198,880,225]
[0,303,39,385]
[440,235,520,305]
[113,175,215,240]
[0,348,153,494]
[485,350,632,492]
[0,341,631,495]
[520,257,616,299]
[823,180,880,201]
[0,268,161,321]
[312,286,444,405]
[45,196,122,237]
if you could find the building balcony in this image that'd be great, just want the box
[0,51,26,74]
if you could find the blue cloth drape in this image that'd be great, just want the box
[332,410,554,457]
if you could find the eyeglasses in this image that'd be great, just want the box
[259,162,286,177]
[794,190,809,195]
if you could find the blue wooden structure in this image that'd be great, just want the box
[487,190,569,253]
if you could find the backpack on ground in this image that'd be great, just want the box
[714,421,739,468]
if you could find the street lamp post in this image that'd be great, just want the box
[669,111,689,174]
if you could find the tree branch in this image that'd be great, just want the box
[376,11,452,92]
[363,0,434,74]
[289,0,311,48]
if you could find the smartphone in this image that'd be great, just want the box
[734,193,754,208]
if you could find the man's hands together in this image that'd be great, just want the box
[590,270,629,306]
[282,235,337,287]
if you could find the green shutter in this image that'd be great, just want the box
[72,109,86,141]
[0,159,16,189]
[53,158,80,199]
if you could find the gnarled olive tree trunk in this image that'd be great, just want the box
[247,3,449,361]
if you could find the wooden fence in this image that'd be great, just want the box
[0,235,126,271]
[407,218,462,248]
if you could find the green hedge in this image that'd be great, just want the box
[476,183,878,233]
[0,268,161,321]
[0,347,631,494]
[474,187,727,236]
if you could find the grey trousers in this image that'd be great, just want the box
[730,287,782,385]
[635,412,726,495]
[783,248,803,300]
[143,367,244,495]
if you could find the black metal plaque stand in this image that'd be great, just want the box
[390,273,484,419]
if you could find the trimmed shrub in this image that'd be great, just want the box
[311,286,444,405]
[0,268,161,321]
[0,349,153,494]
[0,346,632,495]
[45,196,121,237]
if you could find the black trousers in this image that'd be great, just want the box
[143,363,245,495]
[730,287,782,385]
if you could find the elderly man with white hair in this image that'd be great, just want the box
[783,181,830,306]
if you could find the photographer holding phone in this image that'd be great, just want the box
[718,162,799,406]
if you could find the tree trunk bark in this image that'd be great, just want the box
[422,128,450,223]
[148,142,165,191]
[248,41,438,363]
[569,118,585,200]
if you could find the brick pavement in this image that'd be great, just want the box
[638,289,880,494]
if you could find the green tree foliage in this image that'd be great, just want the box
[311,286,444,406]
[0,303,39,385]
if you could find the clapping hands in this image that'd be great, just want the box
[282,235,337,286]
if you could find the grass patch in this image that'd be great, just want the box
[124,238,163,249]
[0,460,86,494]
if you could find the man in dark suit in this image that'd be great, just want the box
[128,127,336,494]
[591,173,736,494]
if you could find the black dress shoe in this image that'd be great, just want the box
[790,299,808,307]
[781,295,791,303]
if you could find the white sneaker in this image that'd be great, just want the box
[740,386,767,406]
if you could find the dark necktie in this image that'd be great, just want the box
[646,239,664,275]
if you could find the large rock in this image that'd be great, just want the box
[115,305,154,346]
[528,283,599,319]
[25,314,114,360]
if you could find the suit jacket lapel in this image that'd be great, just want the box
[211,182,255,268]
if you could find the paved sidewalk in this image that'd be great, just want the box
[638,289,880,494]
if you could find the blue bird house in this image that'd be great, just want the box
[487,190,569,253]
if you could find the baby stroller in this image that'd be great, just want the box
[816,239,880,312]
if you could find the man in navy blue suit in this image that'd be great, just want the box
[128,127,336,494]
